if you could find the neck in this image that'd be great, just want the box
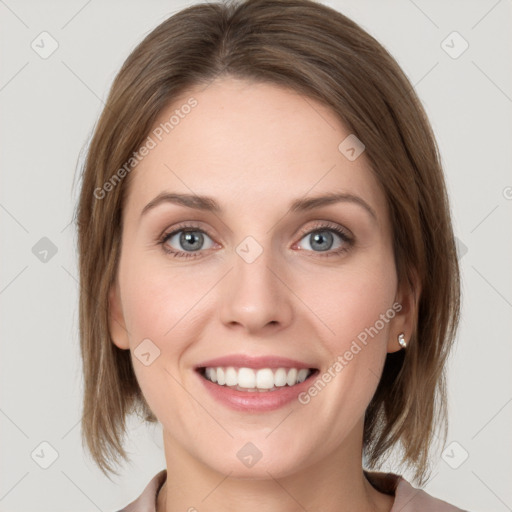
[156,423,394,512]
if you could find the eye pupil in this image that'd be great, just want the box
[310,230,333,251]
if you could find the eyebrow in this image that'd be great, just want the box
[140,191,377,220]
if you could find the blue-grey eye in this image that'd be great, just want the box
[298,229,346,252]
[165,230,215,252]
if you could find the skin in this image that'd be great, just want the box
[109,77,418,512]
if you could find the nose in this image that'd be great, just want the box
[218,240,294,335]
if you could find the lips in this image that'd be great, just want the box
[194,354,318,410]
[195,354,316,371]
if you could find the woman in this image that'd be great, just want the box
[76,0,466,510]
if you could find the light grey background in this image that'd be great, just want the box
[1,0,511,511]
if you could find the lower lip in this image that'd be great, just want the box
[196,370,318,412]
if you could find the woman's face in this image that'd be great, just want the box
[109,77,413,478]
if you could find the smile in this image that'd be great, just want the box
[194,354,319,411]
[200,366,315,392]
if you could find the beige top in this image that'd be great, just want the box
[116,469,468,511]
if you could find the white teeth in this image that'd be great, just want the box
[274,368,288,387]
[205,367,217,383]
[238,367,256,388]
[297,369,309,383]
[286,368,297,386]
[202,366,313,390]
[225,367,237,386]
[256,368,274,389]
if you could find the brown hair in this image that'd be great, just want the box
[75,0,460,484]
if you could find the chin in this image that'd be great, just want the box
[194,437,312,480]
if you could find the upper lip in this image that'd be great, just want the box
[195,354,317,370]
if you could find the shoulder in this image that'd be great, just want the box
[394,477,469,511]
[115,469,167,512]
[365,470,469,511]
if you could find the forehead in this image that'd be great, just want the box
[124,77,388,224]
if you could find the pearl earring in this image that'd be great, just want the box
[398,333,407,349]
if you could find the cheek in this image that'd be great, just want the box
[118,253,214,404]
[311,260,397,350]
[119,251,205,343]
[119,256,205,425]
[300,257,397,408]
[299,259,397,418]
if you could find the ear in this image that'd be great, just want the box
[387,270,421,353]
[108,279,130,350]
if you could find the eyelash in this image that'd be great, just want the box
[158,221,353,259]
